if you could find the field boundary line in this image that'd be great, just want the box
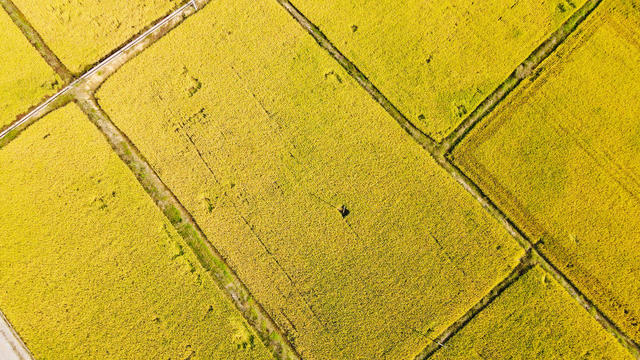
[432,156,640,358]
[415,253,534,359]
[0,309,34,360]
[438,0,603,155]
[0,0,198,142]
[74,96,300,360]
[275,0,640,357]
[0,0,73,83]
[273,0,437,153]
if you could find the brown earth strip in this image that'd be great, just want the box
[416,253,534,359]
[0,0,73,83]
[437,0,603,155]
[73,93,300,360]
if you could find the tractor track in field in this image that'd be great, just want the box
[275,0,640,358]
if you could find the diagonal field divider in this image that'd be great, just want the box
[74,94,300,360]
[0,1,299,359]
[0,0,197,141]
[273,0,640,358]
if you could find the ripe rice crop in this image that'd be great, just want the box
[454,0,640,343]
[96,0,524,358]
[0,105,272,359]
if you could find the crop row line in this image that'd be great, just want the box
[0,1,300,359]
[274,0,640,358]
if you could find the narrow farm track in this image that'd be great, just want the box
[0,0,73,82]
[75,94,300,360]
[274,0,438,154]
[438,0,604,155]
[0,0,200,142]
[0,310,33,360]
[274,0,640,358]
[415,252,535,359]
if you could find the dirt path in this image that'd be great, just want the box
[0,310,33,360]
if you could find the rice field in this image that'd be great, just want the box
[288,0,586,141]
[431,266,631,359]
[95,0,526,358]
[0,8,60,130]
[2,0,639,357]
[0,104,272,359]
[10,0,178,73]
[454,0,640,344]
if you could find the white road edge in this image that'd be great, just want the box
[0,0,199,140]
[0,311,32,360]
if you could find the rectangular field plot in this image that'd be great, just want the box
[11,0,178,73]
[454,0,640,343]
[0,105,272,360]
[0,9,60,130]
[289,0,586,141]
[431,266,630,359]
[96,0,524,358]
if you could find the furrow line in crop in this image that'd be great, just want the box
[73,94,300,360]
[0,0,73,83]
[415,252,534,359]
[273,0,438,154]
[437,0,603,155]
